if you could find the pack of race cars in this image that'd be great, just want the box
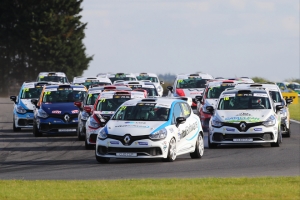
[9,71,294,163]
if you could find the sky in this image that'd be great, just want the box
[80,0,299,82]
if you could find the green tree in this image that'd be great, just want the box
[251,76,270,84]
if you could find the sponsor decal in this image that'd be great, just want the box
[110,141,119,145]
[138,142,148,145]
[253,93,268,97]
[180,121,198,139]
[52,110,61,114]
[162,141,168,152]
[169,128,174,133]
[125,121,145,124]
[225,116,260,123]
[254,128,262,131]
[115,125,150,128]
[236,112,251,116]
[226,128,235,132]
[71,110,79,114]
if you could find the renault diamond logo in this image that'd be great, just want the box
[64,114,70,122]
[124,135,131,144]
[240,123,246,131]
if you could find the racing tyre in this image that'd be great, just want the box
[164,137,177,162]
[77,126,85,141]
[13,120,21,132]
[190,132,204,159]
[271,129,282,147]
[208,134,218,149]
[96,155,110,163]
[33,122,42,137]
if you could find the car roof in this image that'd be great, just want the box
[207,80,237,87]
[107,73,136,77]
[38,72,66,77]
[98,90,145,99]
[176,73,214,80]
[121,97,187,107]
[235,83,280,91]
[44,84,86,89]
[135,72,158,77]
[73,76,112,83]
[222,87,269,95]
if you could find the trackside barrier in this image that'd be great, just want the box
[282,92,298,104]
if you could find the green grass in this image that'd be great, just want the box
[289,101,300,121]
[0,177,299,200]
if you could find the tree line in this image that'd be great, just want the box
[0,0,93,96]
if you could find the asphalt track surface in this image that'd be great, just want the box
[0,98,299,180]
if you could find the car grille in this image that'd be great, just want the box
[48,114,78,123]
[40,124,77,131]
[212,132,274,142]
[97,146,162,156]
[18,119,33,126]
[107,134,150,145]
[222,122,263,132]
[25,110,33,113]
[89,134,97,144]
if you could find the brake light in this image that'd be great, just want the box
[176,89,185,96]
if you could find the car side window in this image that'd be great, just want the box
[180,103,191,118]
[172,103,184,124]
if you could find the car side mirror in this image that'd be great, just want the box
[167,86,173,93]
[206,106,214,114]
[84,106,92,114]
[176,117,186,126]
[10,96,17,103]
[31,99,39,108]
[285,98,293,105]
[74,101,83,111]
[276,105,283,111]
[160,81,164,85]
[195,95,203,102]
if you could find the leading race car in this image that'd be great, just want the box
[207,87,283,148]
[74,85,133,141]
[10,81,51,131]
[84,90,145,149]
[31,84,87,137]
[167,73,214,108]
[95,98,204,163]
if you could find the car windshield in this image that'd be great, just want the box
[136,76,158,83]
[207,85,235,99]
[42,89,85,103]
[109,77,136,83]
[218,93,271,110]
[177,78,208,89]
[86,93,100,105]
[37,76,68,83]
[143,87,158,97]
[21,87,43,99]
[112,104,170,121]
[96,98,130,111]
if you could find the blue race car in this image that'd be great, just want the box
[31,84,87,137]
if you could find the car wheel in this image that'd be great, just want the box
[33,122,42,137]
[164,137,177,162]
[208,134,218,148]
[190,132,204,159]
[95,155,110,163]
[77,125,85,141]
[271,129,282,147]
[13,119,21,132]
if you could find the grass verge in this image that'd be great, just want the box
[289,101,300,121]
[0,177,299,200]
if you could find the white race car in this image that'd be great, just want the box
[135,73,164,97]
[95,98,204,163]
[207,87,283,148]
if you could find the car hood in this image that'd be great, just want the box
[20,99,35,110]
[215,110,273,123]
[204,98,218,108]
[106,120,167,136]
[180,88,204,98]
[41,103,79,115]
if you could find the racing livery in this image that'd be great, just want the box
[84,90,145,149]
[207,88,283,148]
[95,98,204,163]
[167,73,214,108]
[31,84,87,137]
[10,82,50,131]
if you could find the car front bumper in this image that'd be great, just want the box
[36,117,78,134]
[14,112,34,128]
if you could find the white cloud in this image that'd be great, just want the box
[281,16,300,37]
[254,1,275,11]
[229,0,247,10]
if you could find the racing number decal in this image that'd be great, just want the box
[120,106,127,111]
[224,97,230,100]
[100,99,106,103]
[44,91,51,95]
[23,88,29,92]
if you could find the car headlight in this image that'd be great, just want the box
[88,117,100,129]
[280,109,287,120]
[149,128,167,140]
[81,111,90,121]
[263,115,276,127]
[202,104,210,114]
[211,117,223,128]
[16,105,26,114]
[37,109,48,118]
[97,127,107,140]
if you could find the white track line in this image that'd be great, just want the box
[290,119,300,124]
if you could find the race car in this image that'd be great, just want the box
[73,76,112,89]
[135,73,164,97]
[10,81,51,131]
[31,84,87,137]
[74,85,132,141]
[84,90,145,149]
[106,73,137,83]
[196,80,237,131]
[167,73,214,108]
[207,87,283,148]
[95,98,204,163]
[235,83,293,137]
[114,81,159,97]
[36,72,69,83]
